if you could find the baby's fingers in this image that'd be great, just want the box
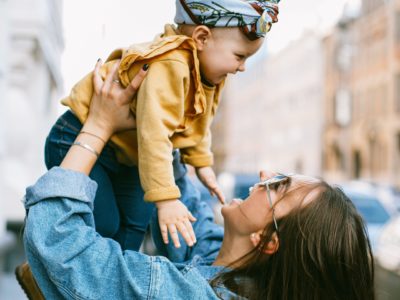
[176,221,194,247]
[211,186,225,204]
[160,223,169,244]
[184,219,197,244]
[168,224,181,248]
[188,211,197,222]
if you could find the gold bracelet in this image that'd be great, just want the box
[72,141,100,158]
[79,131,107,144]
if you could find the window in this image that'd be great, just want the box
[334,89,352,126]
[353,150,362,179]
[362,0,385,15]
[333,144,345,171]
[396,11,400,43]
[396,74,400,112]
[397,133,400,154]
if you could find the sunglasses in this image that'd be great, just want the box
[249,173,292,233]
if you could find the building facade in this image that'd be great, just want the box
[323,0,400,186]
[0,0,64,223]
[212,32,324,177]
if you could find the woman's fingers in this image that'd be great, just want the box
[92,59,104,95]
[121,64,149,103]
[168,224,181,248]
[102,60,120,94]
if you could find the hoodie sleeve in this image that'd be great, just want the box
[135,59,191,202]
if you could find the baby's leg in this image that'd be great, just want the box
[112,165,155,251]
[44,110,120,238]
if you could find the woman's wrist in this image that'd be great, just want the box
[81,118,113,143]
[60,131,106,175]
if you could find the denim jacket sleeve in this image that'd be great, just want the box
[23,167,220,299]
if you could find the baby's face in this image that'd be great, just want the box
[198,27,264,85]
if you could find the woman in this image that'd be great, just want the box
[21,61,375,299]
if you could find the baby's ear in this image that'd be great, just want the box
[191,25,212,50]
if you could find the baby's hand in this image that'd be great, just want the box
[155,199,197,248]
[195,166,225,204]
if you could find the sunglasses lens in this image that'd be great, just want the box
[269,176,289,191]
[250,174,290,193]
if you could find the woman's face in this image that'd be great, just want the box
[221,173,321,235]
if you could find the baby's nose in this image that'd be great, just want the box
[238,63,246,72]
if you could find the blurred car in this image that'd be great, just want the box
[340,184,394,251]
[344,180,400,215]
[375,215,400,275]
[218,172,260,201]
[374,215,400,299]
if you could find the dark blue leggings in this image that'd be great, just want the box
[44,110,154,250]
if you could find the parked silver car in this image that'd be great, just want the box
[339,184,394,252]
[375,215,400,299]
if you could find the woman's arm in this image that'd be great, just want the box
[24,167,219,299]
[23,61,219,299]
[60,59,146,175]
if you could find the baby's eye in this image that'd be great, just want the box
[235,54,245,60]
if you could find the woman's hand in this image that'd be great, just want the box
[60,59,147,175]
[84,59,148,141]
[195,166,225,204]
[155,199,197,248]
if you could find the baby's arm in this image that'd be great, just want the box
[181,131,225,204]
[133,60,200,246]
[135,60,189,203]
[195,166,225,204]
[151,175,224,263]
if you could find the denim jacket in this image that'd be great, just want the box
[23,167,239,299]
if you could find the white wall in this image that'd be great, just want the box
[0,0,63,222]
[0,0,9,234]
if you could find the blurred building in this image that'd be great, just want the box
[0,0,64,225]
[0,0,9,237]
[212,33,324,176]
[323,0,400,186]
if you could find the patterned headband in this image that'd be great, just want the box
[175,0,280,38]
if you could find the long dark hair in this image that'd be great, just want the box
[211,181,375,300]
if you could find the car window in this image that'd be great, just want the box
[234,185,252,199]
[347,192,391,224]
[233,175,259,199]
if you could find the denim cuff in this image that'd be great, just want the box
[24,167,98,209]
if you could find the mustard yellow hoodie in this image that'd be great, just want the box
[61,25,224,202]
